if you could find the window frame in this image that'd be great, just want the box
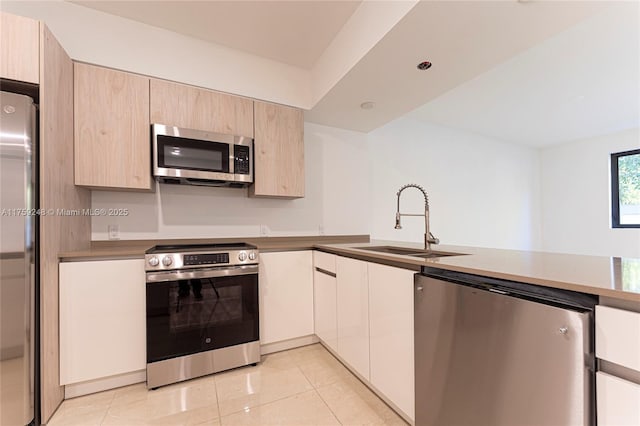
[611,148,640,229]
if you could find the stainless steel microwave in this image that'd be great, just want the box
[152,124,253,187]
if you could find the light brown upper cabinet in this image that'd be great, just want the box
[149,79,254,138]
[0,12,39,84]
[74,63,152,191]
[250,101,305,198]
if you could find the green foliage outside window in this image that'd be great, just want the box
[618,152,640,206]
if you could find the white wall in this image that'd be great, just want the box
[367,118,542,250]
[92,122,370,240]
[1,0,311,108]
[540,128,640,258]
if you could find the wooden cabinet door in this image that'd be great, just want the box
[59,260,146,385]
[250,101,304,198]
[369,262,415,421]
[336,256,369,380]
[74,63,151,190]
[259,251,314,344]
[149,79,254,138]
[0,12,39,84]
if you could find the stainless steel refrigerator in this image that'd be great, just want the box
[0,90,37,426]
[415,268,597,426]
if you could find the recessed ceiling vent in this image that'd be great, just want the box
[417,61,432,70]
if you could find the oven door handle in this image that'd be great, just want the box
[146,264,259,283]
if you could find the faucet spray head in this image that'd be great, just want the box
[395,212,402,229]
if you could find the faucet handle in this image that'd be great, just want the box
[395,212,402,229]
[428,232,439,244]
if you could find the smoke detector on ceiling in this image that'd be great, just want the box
[417,61,432,70]
[360,101,375,110]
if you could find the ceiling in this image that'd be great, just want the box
[70,0,362,69]
[68,0,639,147]
[406,4,640,147]
[306,1,639,143]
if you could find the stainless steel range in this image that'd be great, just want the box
[145,243,260,389]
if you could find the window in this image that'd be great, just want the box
[611,149,640,228]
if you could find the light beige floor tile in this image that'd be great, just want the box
[101,404,220,426]
[100,414,148,426]
[47,389,115,426]
[211,351,296,383]
[109,383,151,407]
[106,379,218,422]
[220,390,340,426]
[47,406,108,426]
[63,389,116,410]
[317,375,408,426]
[48,345,406,426]
[294,348,354,388]
[215,365,314,416]
[257,349,299,372]
[191,418,221,426]
[286,344,327,365]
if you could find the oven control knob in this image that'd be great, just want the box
[148,256,159,267]
[162,256,173,266]
[248,252,256,261]
[238,251,247,262]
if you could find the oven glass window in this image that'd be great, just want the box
[146,273,258,363]
[170,279,242,333]
[157,134,229,173]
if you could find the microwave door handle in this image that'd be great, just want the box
[229,144,235,174]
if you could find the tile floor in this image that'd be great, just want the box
[48,344,408,426]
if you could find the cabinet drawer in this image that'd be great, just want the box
[314,251,336,274]
[597,372,640,425]
[596,306,640,371]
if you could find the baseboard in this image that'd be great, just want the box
[260,335,319,355]
[63,335,320,398]
[64,370,146,399]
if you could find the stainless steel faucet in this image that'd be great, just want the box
[395,184,439,250]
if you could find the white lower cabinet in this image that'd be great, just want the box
[259,251,313,345]
[336,256,370,380]
[597,372,640,425]
[59,259,146,385]
[313,252,337,352]
[595,304,640,425]
[312,252,416,422]
[368,262,415,421]
[596,305,640,371]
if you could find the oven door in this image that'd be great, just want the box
[146,265,259,364]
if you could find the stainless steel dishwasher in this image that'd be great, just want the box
[415,268,597,426]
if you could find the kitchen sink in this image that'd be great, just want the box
[354,245,465,259]
[355,245,427,256]
[408,251,463,259]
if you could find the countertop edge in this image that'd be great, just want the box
[58,235,370,261]
[58,238,640,303]
[314,243,640,303]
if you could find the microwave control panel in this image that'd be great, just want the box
[234,145,251,175]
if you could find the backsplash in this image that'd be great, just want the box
[91,123,372,241]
